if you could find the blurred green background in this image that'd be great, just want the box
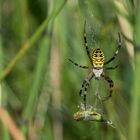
[0,0,140,140]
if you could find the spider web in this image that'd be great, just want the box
[74,79,115,128]
[92,79,116,128]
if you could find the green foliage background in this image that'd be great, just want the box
[0,0,140,140]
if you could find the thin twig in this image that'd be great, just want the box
[0,107,26,140]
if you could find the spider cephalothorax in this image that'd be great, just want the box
[69,22,122,106]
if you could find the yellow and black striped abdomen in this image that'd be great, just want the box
[92,48,105,68]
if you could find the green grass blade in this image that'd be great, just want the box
[0,0,67,81]
[129,1,140,140]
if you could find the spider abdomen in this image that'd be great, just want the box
[92,48,105,68]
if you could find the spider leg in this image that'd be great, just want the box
[84,21,93,65]
[68,58,89,69]
[104,32,122,65]
[101,74,114,101]
[79,72,94,109]
[105,64,119,70]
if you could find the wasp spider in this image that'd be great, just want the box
[69,22,122,106]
